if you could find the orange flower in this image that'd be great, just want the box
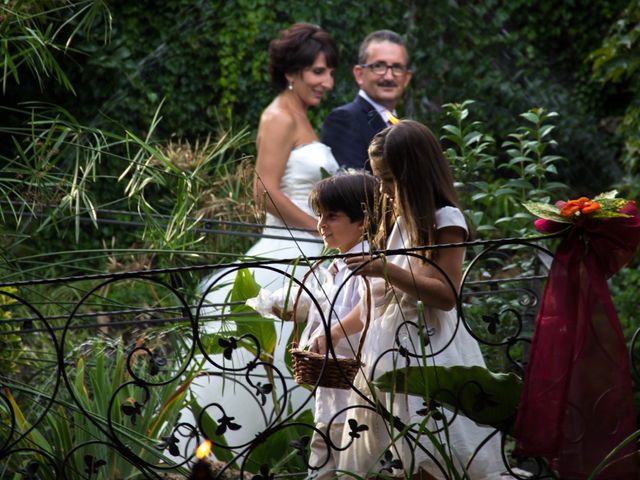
[581,201,601,214]
[559,197,601,218]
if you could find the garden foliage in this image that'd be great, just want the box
[1,0,640,477]
[1,0,633,193]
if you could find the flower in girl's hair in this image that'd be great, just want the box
[523,190,634,233]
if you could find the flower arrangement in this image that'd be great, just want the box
[515,190,640,477]
[523,190,635,233]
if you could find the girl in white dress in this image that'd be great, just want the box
[311,120,504,479]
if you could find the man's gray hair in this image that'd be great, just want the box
[357,30,408,65]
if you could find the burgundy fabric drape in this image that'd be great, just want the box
[514,202,640,478]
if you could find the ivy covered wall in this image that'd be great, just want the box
[3,0,633,193]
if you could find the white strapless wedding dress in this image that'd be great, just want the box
[210,141,338,294]
[177,142,339,461]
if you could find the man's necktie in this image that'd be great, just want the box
[385,110,400,125]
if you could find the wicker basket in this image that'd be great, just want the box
[289,262,371,390]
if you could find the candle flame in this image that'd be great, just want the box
[196,439,212,459]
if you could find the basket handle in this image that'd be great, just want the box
[291,259,325,347]
[291,259,373,363]
[353,276,372,361]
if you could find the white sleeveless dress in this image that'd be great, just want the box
[338,208,505,479]
[181,142,339,457]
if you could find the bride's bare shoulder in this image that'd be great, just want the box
[257,101,298,149]
[260,101,296,129]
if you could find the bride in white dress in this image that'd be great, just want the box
[179,23,340,461]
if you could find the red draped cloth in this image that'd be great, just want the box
[514,202,640,479]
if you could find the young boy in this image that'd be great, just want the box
[301,172,378,480]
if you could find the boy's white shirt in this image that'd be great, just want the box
[300,240,368,352]
[299,240,369,424]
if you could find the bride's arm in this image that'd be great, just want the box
[253,110,319,231]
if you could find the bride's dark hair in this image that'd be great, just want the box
[268,23,337,92]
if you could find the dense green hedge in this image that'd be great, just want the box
[3,0,632,194]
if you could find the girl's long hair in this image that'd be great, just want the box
[368,120,461,253]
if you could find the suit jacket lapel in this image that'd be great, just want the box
[355,95,387,132]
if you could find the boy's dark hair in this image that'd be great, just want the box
[309,172,379,242]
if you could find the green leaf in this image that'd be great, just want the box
[541,154,564,165]
[374,365,522,433]
[592,209,632,219]
[587,429,640,480]
[545,181,569,191]
[442,124,462,139]
[520,111,540,124]
[494,186,517,197]
[463,131,482,146]
[522,202,570,223]
[471,192,489,202]
[593,190,619,201]
[5,388,51,452]
[507,156,530,166]
[495,217,515,225]
[539,124,556,138]
[524,163,541,175]
[230,269,277,356]
[230,268,261,303]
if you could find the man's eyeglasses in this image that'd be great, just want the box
[360,61,408,76]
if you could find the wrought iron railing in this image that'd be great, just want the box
[0,235,637,479]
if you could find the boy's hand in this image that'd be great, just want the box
[309,335,328,355]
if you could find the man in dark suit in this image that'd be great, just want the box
[321,30,412,170]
